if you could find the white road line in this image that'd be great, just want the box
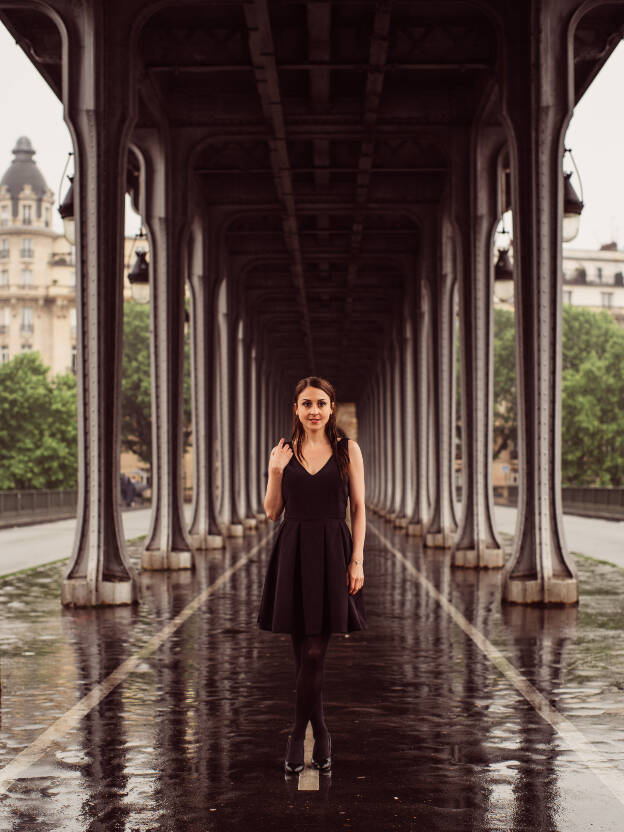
[296,723,319,790]
[0,531,275,794]
[370,523,624,808]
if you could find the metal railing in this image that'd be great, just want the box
[493,485,624,520]
[0,489,78,526]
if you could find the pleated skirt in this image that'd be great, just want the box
[256,517,368,635]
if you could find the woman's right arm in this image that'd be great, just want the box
[264,438,293,521]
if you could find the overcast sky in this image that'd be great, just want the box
[1,22,623,250]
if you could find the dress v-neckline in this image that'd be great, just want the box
[296,453,333,477]
[293,438,341,477]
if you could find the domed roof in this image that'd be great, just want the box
[0,136,50,203]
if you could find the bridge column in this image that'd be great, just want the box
[407,276,431,536]
[132,129,195,571]
[396,299,415,528]
[61,8,140,606]
[452,122,505,568]
[390,331,404,521]
[425,220,459,547]
[500,4,578,604]
[226,301,245,536]
[188,222,224,550]
[241,326,258,530]
[382,351,393,516]
[370,370,383,512]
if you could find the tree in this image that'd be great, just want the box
[492,307,517,459]
[561,317,624,486]
[121,300,192,470]
[0,352,77,489]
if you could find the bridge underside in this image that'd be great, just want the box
[1,0,623,606]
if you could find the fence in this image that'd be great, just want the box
[493,485,624,521]
[0,489,78,527]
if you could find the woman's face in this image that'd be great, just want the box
[295,385,333,434]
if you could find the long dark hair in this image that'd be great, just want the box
[291,376,350,480]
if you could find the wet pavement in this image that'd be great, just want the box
[0,515,623,831]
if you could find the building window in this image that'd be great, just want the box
[71,345,77,374]
[1,345,9,362]
[0,307,9,335]
[601,292,614,308]
[0,269,8,287]
[20,306,33,333]
[44,206,50,228]
[70,306,77,337]
[22,204,32,225]
[21,238,33,259]
[0,206,8,228]
[596,266,603,282]
[563,290,573,305]
[21,343,33,352]
[0,239,9,259]
[21,268,33,287]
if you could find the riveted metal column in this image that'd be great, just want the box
[61,7,139,605]
[133,129,195,571]
[216,278,230,528]
[241,327,258,529]
[396,298,414,528]
[258,357,268,509]
[382,350,393,516]
[452,121,505,568]
[390,329,404,521]
[188,220,224,550]
[425,217,459,548]
[248,340,265,523]
[500,3,578,604]
[408,257,433,535]
[227,309,245,537]
[374,364,384,512]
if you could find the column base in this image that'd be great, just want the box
[452,546,505,568]
[502,576,579,605]
[243,517,257,530]
[407,522,425,536]
[425,531,455,548]
[61,576,140,606]
[142,549,194,570]
[189,532,225,549]
[255,513,267,523]
[393,516,408,528]
[227,523,244,537]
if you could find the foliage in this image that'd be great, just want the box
[492,308,517,460]
[0,352,77,489]
[461,304,624,486]
[121,300,192,470]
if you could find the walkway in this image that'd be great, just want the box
[0,515,623,829]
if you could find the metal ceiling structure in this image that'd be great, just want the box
[1,0,623,608]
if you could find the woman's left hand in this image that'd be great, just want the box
[347,559,364,595]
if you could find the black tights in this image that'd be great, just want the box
[289,630,332,742]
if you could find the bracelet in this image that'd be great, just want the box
[351,558,362,565]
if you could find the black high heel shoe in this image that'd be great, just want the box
[312,732,331,771]
[284,734,305,774]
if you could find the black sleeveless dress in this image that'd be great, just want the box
[256,438,368,635]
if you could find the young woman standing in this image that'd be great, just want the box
[257,376,368,774]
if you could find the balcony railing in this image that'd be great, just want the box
[0,250,9,259]
[20,323,34,333]
[20,249,33,259]
[0,324,8,334]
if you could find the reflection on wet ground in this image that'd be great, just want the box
[0,516,623,831]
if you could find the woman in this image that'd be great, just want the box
[257,376,368,774]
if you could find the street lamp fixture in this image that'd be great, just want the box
[562,148,584,243]
[58,175,75,246]
[494,248,514,303]
[128,247,150,304]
